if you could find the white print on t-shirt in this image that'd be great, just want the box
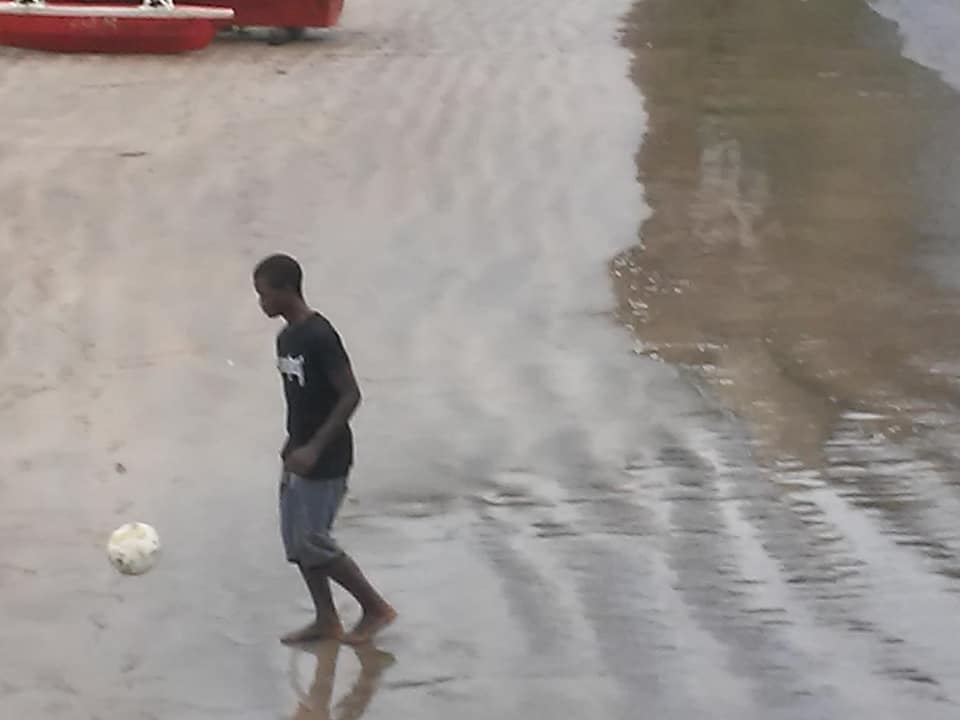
[278,355,306,387]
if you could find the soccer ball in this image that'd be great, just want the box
[106,522,161,575]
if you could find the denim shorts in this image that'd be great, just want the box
[279,472,347,568]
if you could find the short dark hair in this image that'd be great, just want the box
[254,253,303,296]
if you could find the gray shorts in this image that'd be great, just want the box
[279,472,347,568]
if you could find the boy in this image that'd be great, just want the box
[253,253,396,645]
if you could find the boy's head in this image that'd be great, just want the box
[253,253,303,318]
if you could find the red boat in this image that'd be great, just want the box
[208,0,343,34]
[0,0,234,53]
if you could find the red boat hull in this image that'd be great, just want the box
[0,13,218,52]
[0,0,343,55]
[206,0,343,29]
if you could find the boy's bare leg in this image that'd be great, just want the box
[282,565,345,644]
[326,554,397,645]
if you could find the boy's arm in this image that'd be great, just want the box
[283,326,361,475]
[302,360,361,455]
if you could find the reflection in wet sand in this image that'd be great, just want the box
[616,0,960,468]
[289,642,395,720]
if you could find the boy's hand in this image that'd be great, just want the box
[284,444,319,476]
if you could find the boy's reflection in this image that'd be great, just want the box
[289,640,396,719]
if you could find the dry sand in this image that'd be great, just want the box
[2,0,960,718]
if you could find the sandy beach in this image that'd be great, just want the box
[2,0,960,718]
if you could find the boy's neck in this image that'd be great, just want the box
[284,300,314,326]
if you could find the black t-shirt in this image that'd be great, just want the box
[276,312,354,479]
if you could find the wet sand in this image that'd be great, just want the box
[617,0,960,466]
[616,0,960,712]
[3,0,960,718]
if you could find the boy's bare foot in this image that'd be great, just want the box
[343,605,397,645]
[281,618,344,645]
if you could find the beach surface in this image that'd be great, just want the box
[2,0,960,718]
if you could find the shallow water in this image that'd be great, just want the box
[615,0,960,714]
[2,0,960,718]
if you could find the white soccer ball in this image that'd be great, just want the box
[106,522,161,575]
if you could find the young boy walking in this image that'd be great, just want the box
[253,253,396,645]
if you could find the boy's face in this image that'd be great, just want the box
[254,276,286,318]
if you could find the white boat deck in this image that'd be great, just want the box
[0,1,233,19]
